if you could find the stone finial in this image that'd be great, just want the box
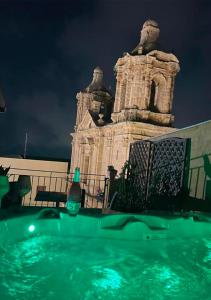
[92,66,103,83]
[143,19,159,27]
[131,19,160,55]
[86,66,104,92]
[140,19,160,46]
[94,66,103,73]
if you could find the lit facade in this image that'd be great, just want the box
[71,20,179,175]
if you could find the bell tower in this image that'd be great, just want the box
[75,67,113,129]
[71,20,180,177]
[111,20,180,126]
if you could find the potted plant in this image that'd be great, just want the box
[18,175,32,198]
[0,166,10,208]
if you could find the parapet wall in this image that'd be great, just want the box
[151,120,211,200]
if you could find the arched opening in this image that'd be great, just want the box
[149,80,158,112]
[149,74,169,114]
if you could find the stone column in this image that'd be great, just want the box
[104,137,113,171]
[169,76,175,112]
[163,76,173,113]
[113,72,123,112]
[130,71,138,108]
[125,72,132,108]
[144,71,151,109]
[119,80,126,110]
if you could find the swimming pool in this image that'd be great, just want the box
[1,208,211,300]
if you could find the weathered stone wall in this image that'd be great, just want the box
[75,92,92,128]
[71,121,175,176]
[112,51,179,126]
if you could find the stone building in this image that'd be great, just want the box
[70,20,180,176]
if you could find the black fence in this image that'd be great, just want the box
[128,137,189,210]
[109,137,189,212]
[6,144,209,212]
[7,167,108,209]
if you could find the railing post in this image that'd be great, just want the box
[102,177,109,208]
[81,189,85,208]
[106,166,118,208]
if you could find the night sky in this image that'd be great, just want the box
[0,0,211,159]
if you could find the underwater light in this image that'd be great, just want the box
[28,224,35,232]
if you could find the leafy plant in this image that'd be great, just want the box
[0,165,10,176]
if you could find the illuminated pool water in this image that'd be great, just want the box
[1,209,211,299]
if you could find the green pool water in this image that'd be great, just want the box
[1,209,211,300]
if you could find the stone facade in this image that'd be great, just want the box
[70,20,179,176]
[112,50,179,126]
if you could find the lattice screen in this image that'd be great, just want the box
[127,137,188,210]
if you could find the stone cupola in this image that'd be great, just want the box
[111,20,180,126]
[85,66,105,92]
[75,67,113,128]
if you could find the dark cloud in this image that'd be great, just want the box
[8,91,71,150]
[0,0,211,158]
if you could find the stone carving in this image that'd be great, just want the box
[85,66,105,92]
[132,19,160,55]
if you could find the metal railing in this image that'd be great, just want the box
[5,154,210,211]
[7,167,108,209]
[188,165,209,200]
